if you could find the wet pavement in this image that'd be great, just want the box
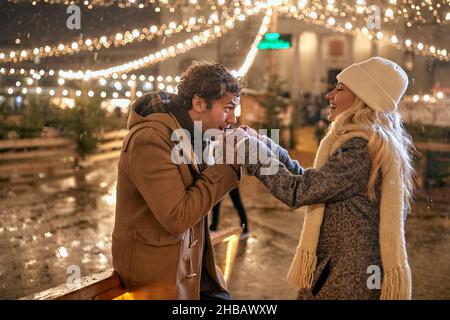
[0,167,117,299]
[1,153,449,300]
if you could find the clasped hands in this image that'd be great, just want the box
[211,125,273,169]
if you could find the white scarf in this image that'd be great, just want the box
[287,130,412,300]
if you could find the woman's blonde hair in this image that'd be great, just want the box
[330,97,415,211]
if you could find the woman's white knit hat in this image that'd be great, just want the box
[336,57,409,113]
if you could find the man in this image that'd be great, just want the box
[112,62,242,299]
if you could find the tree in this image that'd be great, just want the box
[0,99,13,139]
[258,81,292,147]
[17,95,52,138]
[63,95,106,156]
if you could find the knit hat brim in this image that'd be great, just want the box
[337,64,398,113]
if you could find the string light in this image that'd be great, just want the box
[281,1,449,62]
[395,0,448,26]
[3,72,181,98]
[6,0,225,10]
[0,15,211,64]
[385,8,394,18]
[58,10,249,80]
[4,1,249,65]
[1,2,255,77]
[9,82,445,106]
[232,6,273,78]
[4,1,448,101]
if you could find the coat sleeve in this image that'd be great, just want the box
[260,135,304,175]
[274,144,304,175]
[247,138,371,208]
[128,128,239,235]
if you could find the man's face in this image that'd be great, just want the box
[200,92,240,132]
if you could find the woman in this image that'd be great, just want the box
[240,57,414,299]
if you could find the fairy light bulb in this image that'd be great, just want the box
[385,8,394,18]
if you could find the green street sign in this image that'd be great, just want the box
[257,33,292,50]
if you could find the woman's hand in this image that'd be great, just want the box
[240,125,303,175]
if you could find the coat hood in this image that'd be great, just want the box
[127,91,176,129]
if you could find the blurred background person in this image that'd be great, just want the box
[209,187,249,240]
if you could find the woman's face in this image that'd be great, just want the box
[325,83,356,122]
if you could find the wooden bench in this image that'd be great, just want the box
[81,130,128,167]
[21,226,242,300]
[0,129,129,182]
[415,142,450,153]
[0,137,78,181]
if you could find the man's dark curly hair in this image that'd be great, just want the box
[174,61,243,110]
